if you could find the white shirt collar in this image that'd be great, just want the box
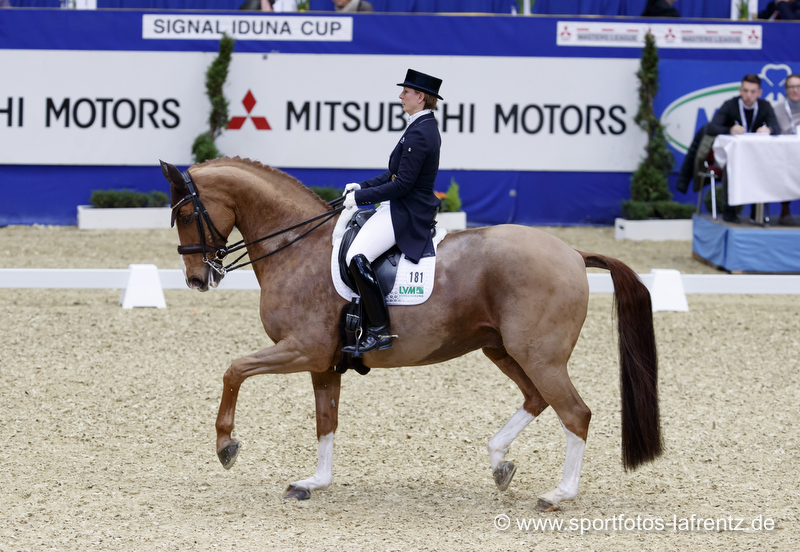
[407,109,433,125]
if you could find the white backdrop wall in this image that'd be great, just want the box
[0,51,645,171]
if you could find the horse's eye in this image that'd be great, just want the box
[181,213,193,225]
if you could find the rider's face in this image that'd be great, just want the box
[399,87,425,116]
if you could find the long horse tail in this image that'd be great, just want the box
[580,251,663,471]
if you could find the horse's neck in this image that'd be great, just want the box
[226,169,332,276]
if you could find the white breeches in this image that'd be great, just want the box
[345,202,397,264]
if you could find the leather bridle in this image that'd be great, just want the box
[171,169,344,276]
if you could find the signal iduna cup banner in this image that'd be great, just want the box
[0,50,645,172]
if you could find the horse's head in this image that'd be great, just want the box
[160,160,235,292]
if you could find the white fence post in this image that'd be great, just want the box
[119,264,166,309]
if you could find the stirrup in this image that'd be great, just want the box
[342,327,396,356]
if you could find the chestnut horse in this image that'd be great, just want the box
[161,157,661,510]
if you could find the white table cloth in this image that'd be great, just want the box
[712,134,800,206]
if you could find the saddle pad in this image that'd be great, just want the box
[330,211,447,306]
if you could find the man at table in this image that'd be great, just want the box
[773,73,800,225]
[706,74,780,222]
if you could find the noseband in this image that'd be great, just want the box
[171,170,344,276]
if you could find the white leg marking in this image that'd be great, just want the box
[488,407,536,470]
[539,420,586,506]
[290,432,334,492]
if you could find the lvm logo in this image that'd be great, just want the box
[399,286,424,295]
[228,90,271,130]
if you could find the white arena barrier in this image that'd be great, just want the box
[1,267,799,310]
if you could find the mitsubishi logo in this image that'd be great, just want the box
[228,90,271,130]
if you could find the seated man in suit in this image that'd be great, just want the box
[706,74,780,222]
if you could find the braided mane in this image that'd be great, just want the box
[196,156,333,211]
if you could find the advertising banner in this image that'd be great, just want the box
[556,22,763,50]
[0,51,644,171]
[141,14,353,42]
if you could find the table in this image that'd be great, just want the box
[712,134,800,209]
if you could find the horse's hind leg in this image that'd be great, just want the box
[284,370,341,501]
[522,362,591,512]
[483,346,550,491]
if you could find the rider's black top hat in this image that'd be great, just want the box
[397,69,444,100]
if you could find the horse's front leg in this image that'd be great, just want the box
[284,370,341,501]
[215,338,326,470]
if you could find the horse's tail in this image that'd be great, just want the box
[580,251,663,471]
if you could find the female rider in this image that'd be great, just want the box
[341,69,444,354]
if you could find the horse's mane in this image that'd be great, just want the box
[196,156,333,211]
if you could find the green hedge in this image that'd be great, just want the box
[309,186,342,202]
[90,189,169,209]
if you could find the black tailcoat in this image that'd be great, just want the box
[354,112,441,263]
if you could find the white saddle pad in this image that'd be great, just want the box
[330,208,447,306]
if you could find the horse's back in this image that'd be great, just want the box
[436,224,588,295]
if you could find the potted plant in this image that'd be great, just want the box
[192,34,234,164]
[435,178,467,231]
[77,189,171,230]
[616,33,694,241]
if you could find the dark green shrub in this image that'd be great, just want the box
[441,179,462,213]
[621,200,653,220]
[192,34,234,164]
[435,178,463,212]
[309,186,341,202]
[652,200,695,219]
[627,33,692,220]
[90,190,169,208]
[192,133,222,165]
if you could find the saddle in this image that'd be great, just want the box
[334,208,438,376]
[336,208,407,296]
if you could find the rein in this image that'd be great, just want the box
[172,169,345,276]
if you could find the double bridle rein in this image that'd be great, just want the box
[171,169,344,276]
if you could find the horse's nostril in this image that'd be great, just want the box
[189,276,204,289]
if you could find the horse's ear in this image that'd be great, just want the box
[160,160,187,206]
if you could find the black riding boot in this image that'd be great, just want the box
[342,254,394,354]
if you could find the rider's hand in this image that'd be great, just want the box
[344,192,357,209]
[343,183,361,196]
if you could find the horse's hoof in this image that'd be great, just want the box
[493,461,517,491]
[283,485,312,501]
[217,440,240,470]
[536,498,560,512]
